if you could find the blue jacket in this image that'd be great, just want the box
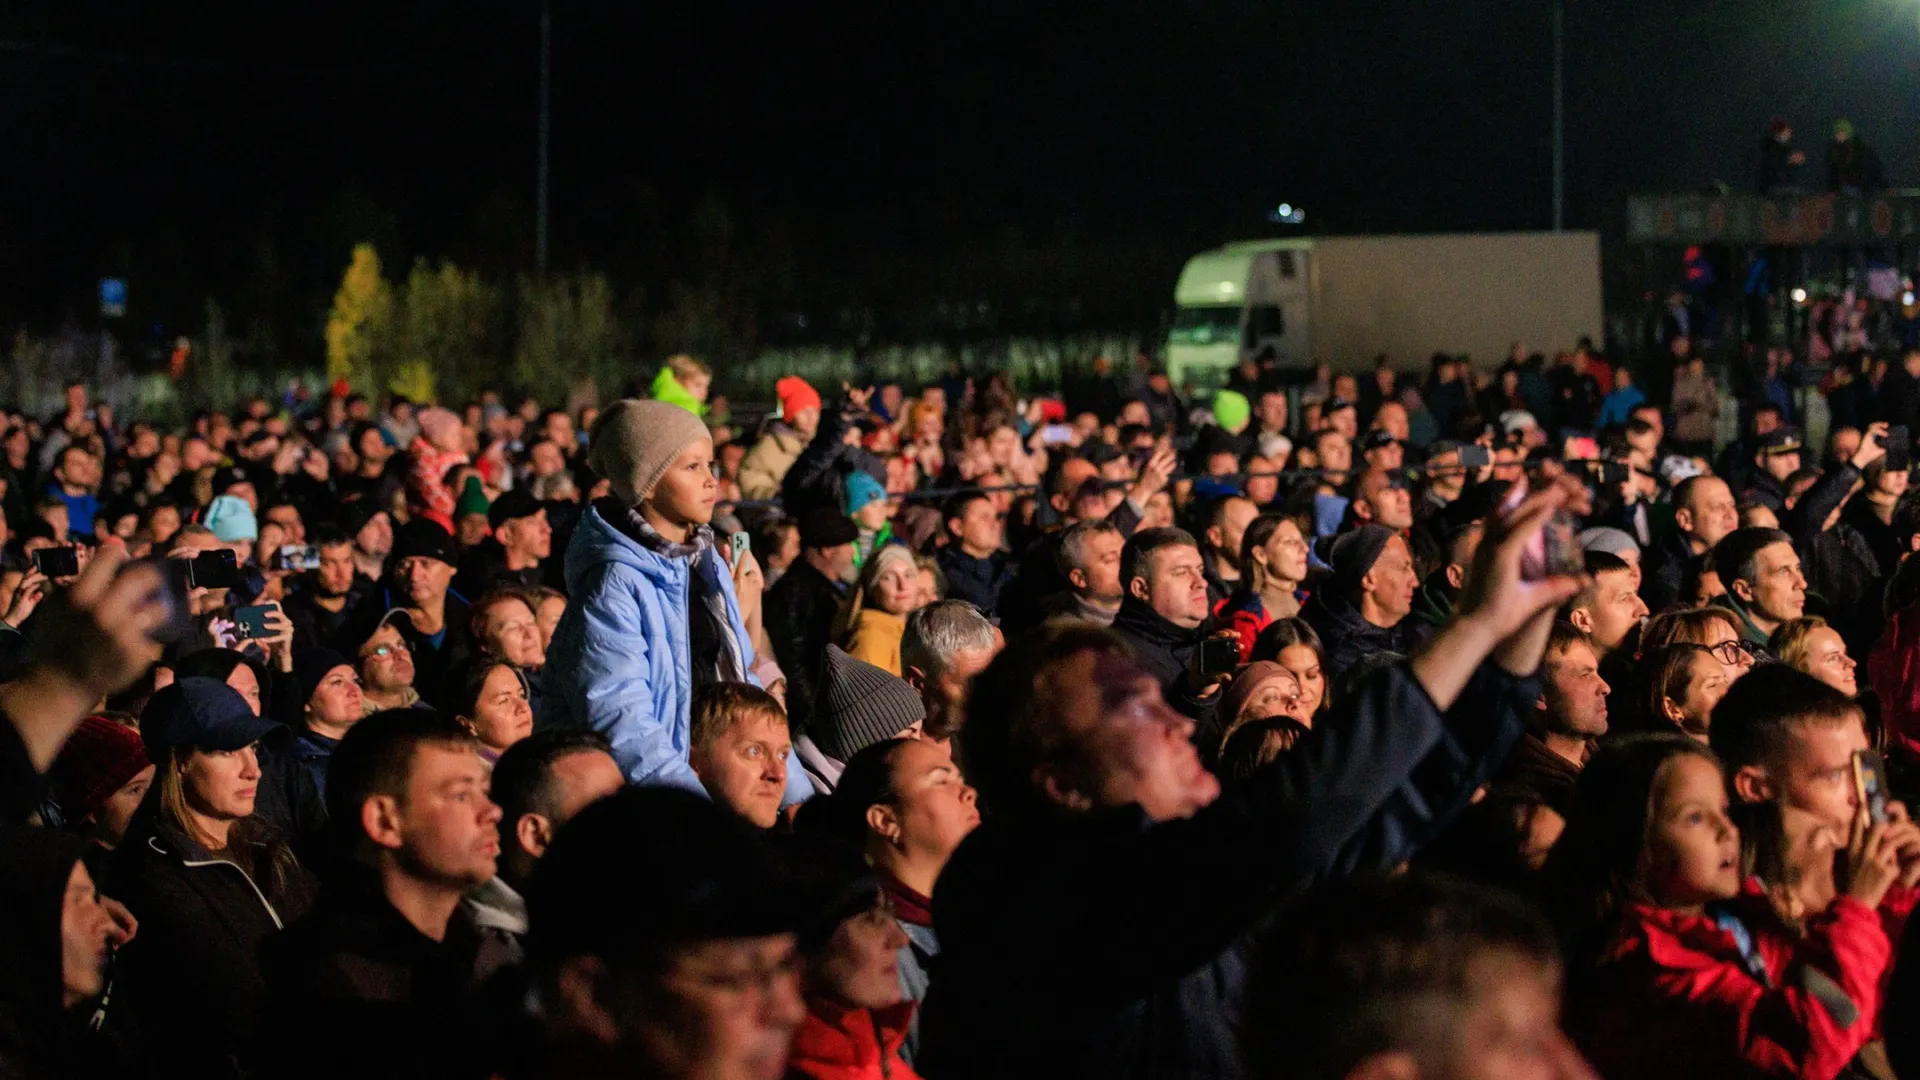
[48,482,99,538]
[546,505,811,804]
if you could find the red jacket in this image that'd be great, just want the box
[1565,881,1894,1080]
[786,1000,922,1080]
[1869,602,1920,760]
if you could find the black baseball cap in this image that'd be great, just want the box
[487,488,544,530]
[140,677,286,754]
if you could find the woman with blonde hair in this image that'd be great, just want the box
[1770,615,1858,697]
[835,543,925,676]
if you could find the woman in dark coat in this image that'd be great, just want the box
[109,677,316,1080]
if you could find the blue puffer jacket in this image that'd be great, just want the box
[546,504,811,804]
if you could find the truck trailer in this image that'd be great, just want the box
[1165,231,1603,393]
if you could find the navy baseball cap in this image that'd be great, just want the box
[140,676,286,754]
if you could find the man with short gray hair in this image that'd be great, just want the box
[901,600,1002,744]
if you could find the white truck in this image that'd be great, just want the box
[1166,231,1604,393]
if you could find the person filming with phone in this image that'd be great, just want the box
[1110,527,1239,745]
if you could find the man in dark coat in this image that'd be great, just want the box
[333,520,472,708]
[1640,475,1739,614]
[1787,426,1887,654]
[1491,622,1607,817]
[451,489,554,599]
[765,510,858,734]
[934,491,1016,618]
[918,486,1581,1080]
[1301,525,1425,682]
[260,711,510,1080]
[1108,527,1225,743]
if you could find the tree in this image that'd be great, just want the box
[324,243,394,391]
[515,273,624,403]
[396,258,502,403]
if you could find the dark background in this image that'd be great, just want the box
[4,1,1917,354]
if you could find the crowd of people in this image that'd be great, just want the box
[12,337,1920,1079]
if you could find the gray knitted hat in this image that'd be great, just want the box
[812,645,926,762]
[587,398,714,506]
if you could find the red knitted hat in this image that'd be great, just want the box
[51,716,151,825]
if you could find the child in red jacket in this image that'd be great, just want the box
[1546,734,1902,1080]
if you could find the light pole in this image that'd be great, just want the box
[1552,0,1564,232]
[536,0,551,276]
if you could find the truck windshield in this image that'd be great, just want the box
[1168,306,1242,347]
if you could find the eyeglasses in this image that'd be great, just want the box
[364,643,410,659]
[1707,640,1755,665]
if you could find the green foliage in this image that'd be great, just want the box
[396,258,503,402]
[514,273,624,402]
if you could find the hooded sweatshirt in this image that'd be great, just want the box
[0,825,116,1079]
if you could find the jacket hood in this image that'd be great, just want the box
[0,825,94,1049]
[563,501,709,597]
[1710,593,1772,647]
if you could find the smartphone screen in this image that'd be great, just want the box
[1887,426,1910,473]
[189,549,242,590]
[31,546,79,579]
[1854,749,1890,825]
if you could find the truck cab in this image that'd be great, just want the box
[1165,241,1313,395]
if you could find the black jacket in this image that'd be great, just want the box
[935,547,1015,619]
[1300,591,1422,684]
[259,880,502,1080]
[1108,597,1222,744]
[1788,462,1883,652]
[765,560,845,735]
[109,811,314,1080]
[918,660,1540,1080]
[1639,527,1697,615]
[333,586,473,709]
[780,403,886,523]
[283,575,373,653]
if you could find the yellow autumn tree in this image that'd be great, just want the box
[324,244,394,390]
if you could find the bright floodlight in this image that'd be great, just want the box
[1791,287,1809,304]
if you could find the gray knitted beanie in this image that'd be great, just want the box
[811,645,927,762]
[587,398,713,506]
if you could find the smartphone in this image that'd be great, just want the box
[131,556,193,644]
[1500,481,1583,582]
[1041,423,1076,446]
[232,604,276,641]
[1886,426,1910,473]
[1196,636,1239,678]
[1854,749,1891,826]
[1456,445,1493,470]
[728,530,751,565]
[275,544,320,572]
[187,549,241,590]
[31,546,79,579]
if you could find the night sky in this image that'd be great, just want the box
[4,1,1918,341]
